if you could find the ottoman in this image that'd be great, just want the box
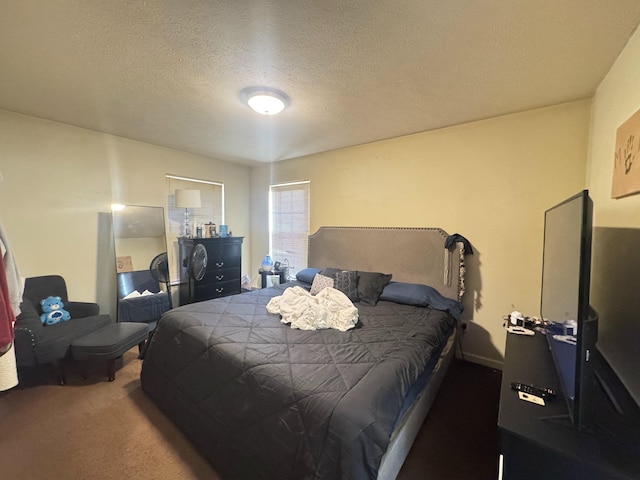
[71,322,149,381]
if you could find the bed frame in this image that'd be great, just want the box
[307,226,467,479]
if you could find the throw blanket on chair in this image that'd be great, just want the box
[266,286,358,331]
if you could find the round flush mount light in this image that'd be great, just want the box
[240,86,290,115]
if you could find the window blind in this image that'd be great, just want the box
[270,181,310,278]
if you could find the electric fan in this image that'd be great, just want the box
[149,252,172,308]
[188,243,208,281]
[141,251,173,359]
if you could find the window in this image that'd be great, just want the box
[166,174,224,283]
[270,181,310,278]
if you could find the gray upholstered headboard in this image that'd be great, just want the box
[307,226,466,301]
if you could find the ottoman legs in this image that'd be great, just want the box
[77,358,118,381]
[78,352,142,382]
[78,356,126,382]
[51,359,66,386]
[71,323,149,383]
[107,358,117,382]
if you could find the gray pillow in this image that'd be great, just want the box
[320,267,342,278]
[356,271,392,306]
[333,270,359,302]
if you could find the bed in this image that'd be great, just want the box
[141,226,469,479]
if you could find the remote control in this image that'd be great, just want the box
[510,381,556,399]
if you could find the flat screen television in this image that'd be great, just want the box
[589,226,640,455]
[540,190,597,431]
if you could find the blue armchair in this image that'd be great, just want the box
[14,275,111,384]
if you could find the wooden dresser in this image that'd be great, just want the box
[178,236,243,305]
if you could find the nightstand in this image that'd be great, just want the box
[259,269,286,288]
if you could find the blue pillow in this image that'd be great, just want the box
[296,268,321,284]
[379,282,464,319]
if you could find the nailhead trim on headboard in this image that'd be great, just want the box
[307,226,466,301]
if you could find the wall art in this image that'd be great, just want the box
[612,108,640,198]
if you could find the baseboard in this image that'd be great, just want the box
[458,351,503,371]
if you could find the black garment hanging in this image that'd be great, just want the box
[444,233,473,254]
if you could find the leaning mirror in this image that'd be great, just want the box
[112,205,172,330]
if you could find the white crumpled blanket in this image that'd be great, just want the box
[266,286,359,332]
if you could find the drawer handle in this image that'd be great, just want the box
[216,275,224,281]
[216,262,225,267]
[216,287,224,293]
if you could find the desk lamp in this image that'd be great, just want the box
[175,189,201,238]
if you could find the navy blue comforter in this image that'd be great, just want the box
[141,282,454,480]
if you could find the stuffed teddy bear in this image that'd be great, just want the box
[40,296,71,325]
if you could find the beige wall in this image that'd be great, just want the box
[587,26,640,227]
[252,101,592,368]
[0,110,251,318]
[0,92,598,369]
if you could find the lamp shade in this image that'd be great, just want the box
[175,189,201,208]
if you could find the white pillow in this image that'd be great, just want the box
[123,290,141,299]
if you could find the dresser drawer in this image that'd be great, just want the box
[205,242,242,259]
[206,256,241,272]
[201,267,240,284]
[194,278,241,301]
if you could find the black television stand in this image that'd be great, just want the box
[538,412,578,428]
[498,332,640,479]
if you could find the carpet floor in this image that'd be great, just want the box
[0,352,501,479]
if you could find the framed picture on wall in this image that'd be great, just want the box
[612,108,640,198]
[116,256,133,273]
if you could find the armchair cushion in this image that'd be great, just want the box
[65,301,99,318]
[32,314,112,364]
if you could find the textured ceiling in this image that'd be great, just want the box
[1,1,640,166]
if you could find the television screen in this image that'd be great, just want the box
[540,190,596,430]
[591,227,640,408]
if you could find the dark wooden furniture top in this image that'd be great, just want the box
[499,332,640,480]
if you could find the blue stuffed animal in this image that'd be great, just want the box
[40,296,71,325]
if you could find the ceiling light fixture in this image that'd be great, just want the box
[240,87,290,116]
